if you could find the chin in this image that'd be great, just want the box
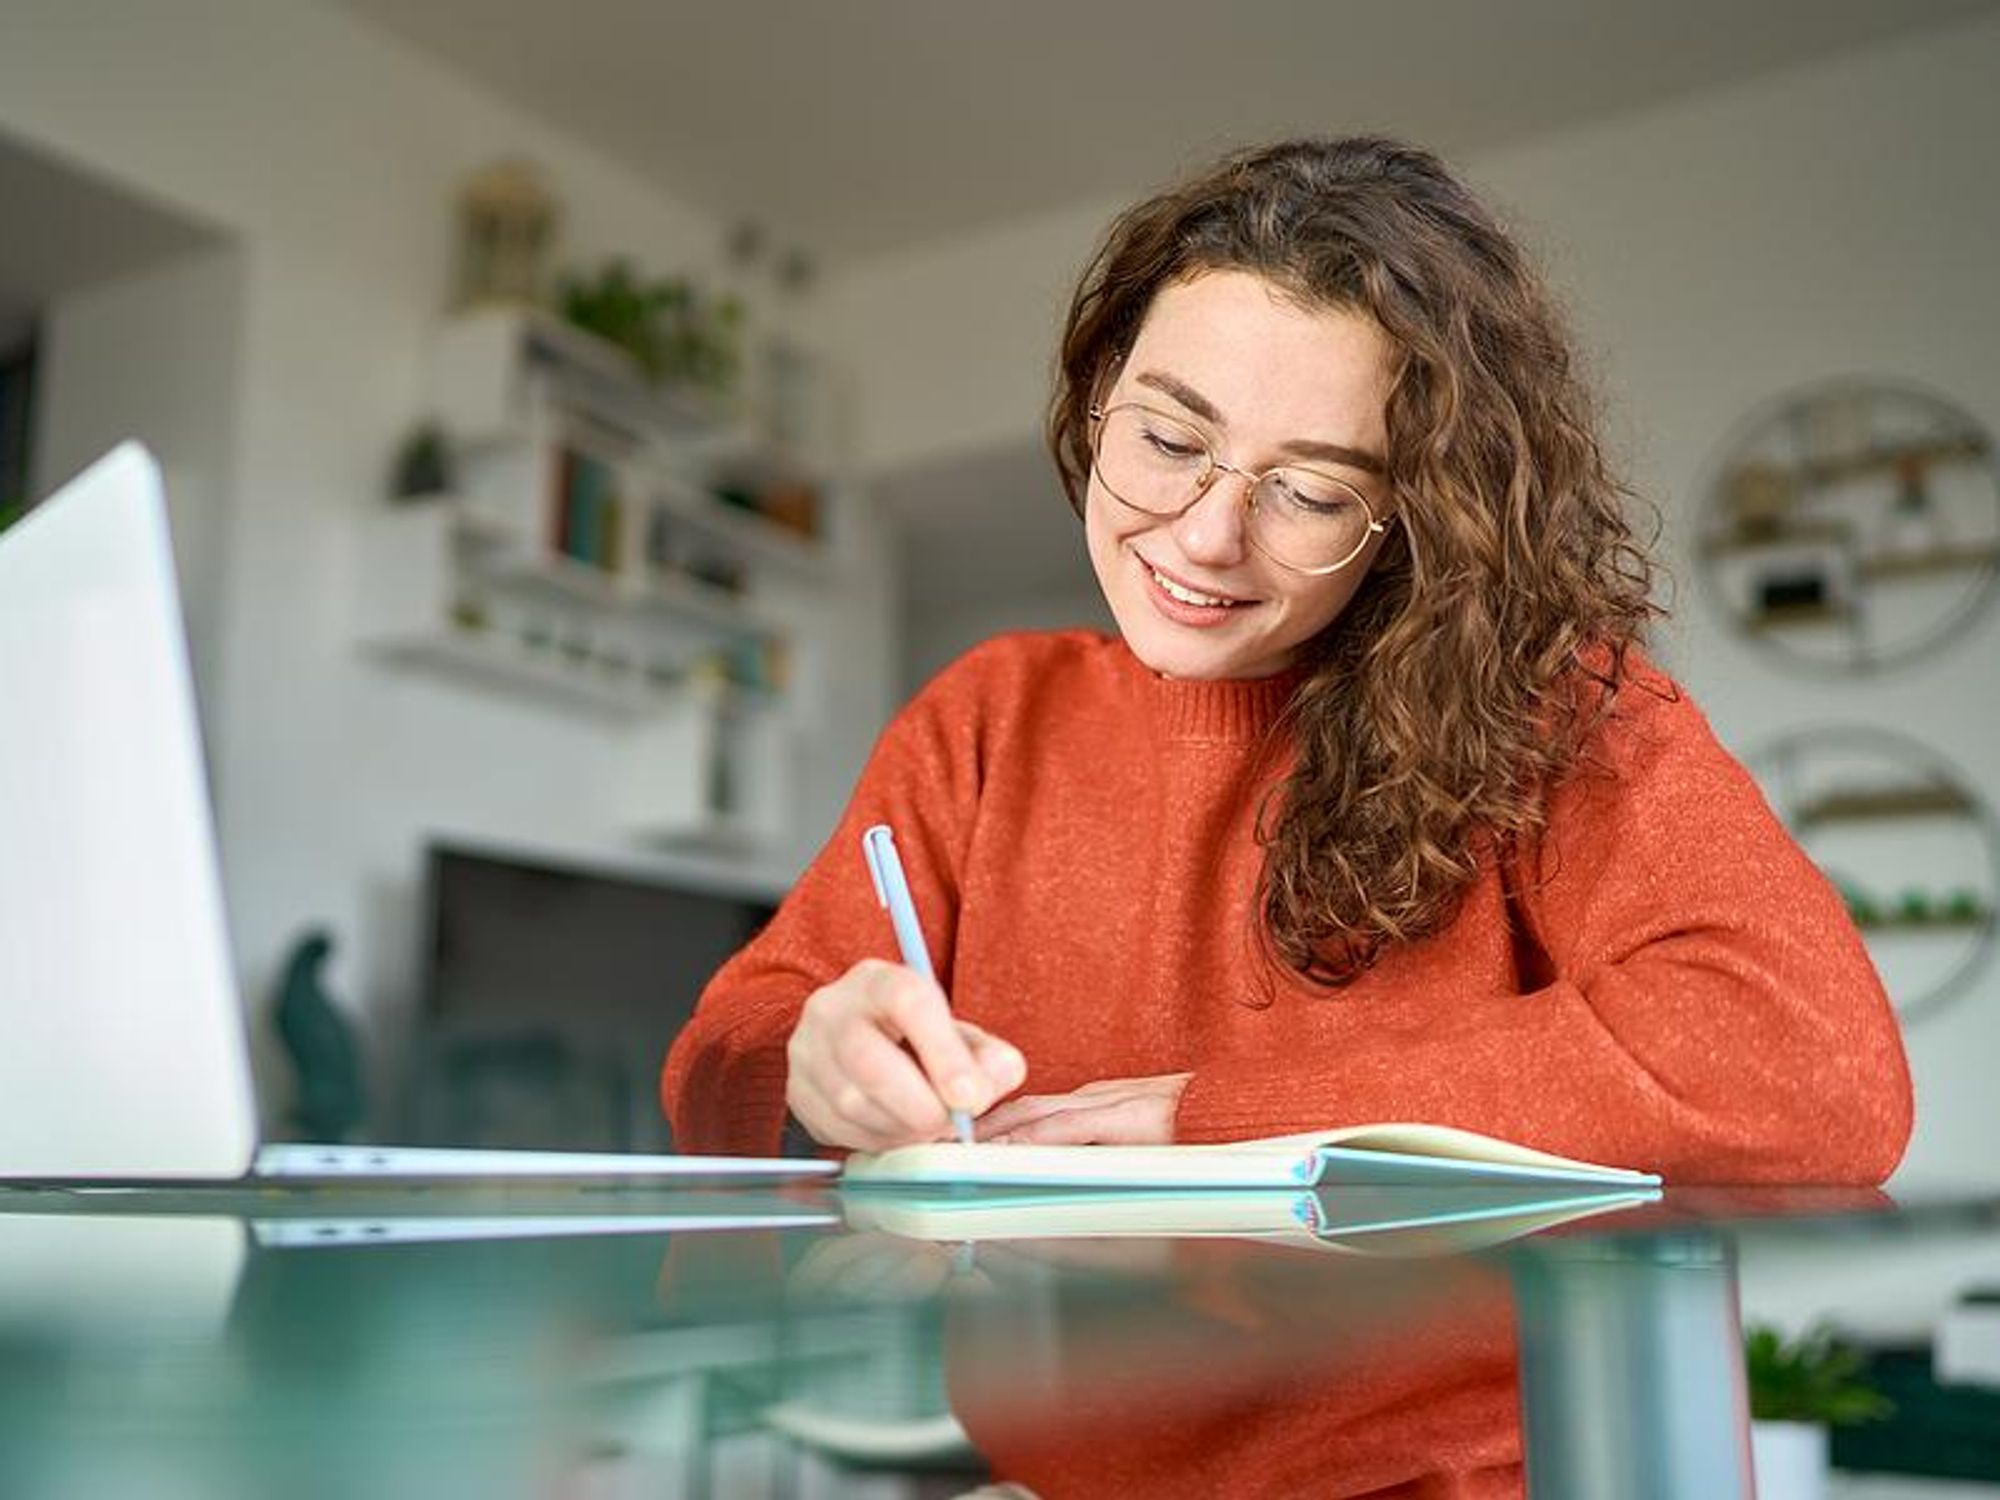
[1117,612,1287,681]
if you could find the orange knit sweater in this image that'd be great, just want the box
[663,630,1911,1182]
[661,629,1912,1499]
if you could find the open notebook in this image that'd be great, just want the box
[840,1121,1660,1192]
[842,1180,1661,1258]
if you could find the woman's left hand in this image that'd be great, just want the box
[974,1073,1192,1145]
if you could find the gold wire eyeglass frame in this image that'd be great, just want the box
[1088,401,1391,576]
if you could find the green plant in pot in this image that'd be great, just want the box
[558,259,743,398]
[1745,1323,1891,1500]
[559,258,676,379]
[661,284,742,396]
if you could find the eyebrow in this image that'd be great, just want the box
[1133,369,1387,476]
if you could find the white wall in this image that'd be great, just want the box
[1464,17,2000,1196]
[820,12,2000,1199]
[33,245,246,732]
[0,0,896,1119]
[905,581,1112,692]
[814,199,1112,476]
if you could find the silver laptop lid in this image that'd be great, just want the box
[0,443,260,1179]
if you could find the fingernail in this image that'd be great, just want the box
[944,1073,981,1110]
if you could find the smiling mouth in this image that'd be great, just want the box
[1143,559,1251,608]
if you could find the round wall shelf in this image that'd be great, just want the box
[1698,379,2000,676]
[1747,727,1997,1024]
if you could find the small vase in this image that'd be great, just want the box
[1750,1419,1828,1500]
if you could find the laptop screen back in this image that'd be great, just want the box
[0,443,259,1179]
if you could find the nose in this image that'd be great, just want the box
[1171,465,1254,567]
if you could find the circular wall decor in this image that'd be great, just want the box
[1747,727,1998,1024]
[1698,379,2000,675]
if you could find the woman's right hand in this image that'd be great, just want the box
[786,958,1027,1152]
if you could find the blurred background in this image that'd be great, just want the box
[3,0,1998,1413]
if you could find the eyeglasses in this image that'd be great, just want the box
[1088,402,1389,575]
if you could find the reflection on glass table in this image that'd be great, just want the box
[0,1182,1995,1500]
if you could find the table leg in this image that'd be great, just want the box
[1511,1231,1754,1500]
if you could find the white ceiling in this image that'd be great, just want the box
[332,0,2000,266]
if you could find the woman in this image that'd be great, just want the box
[662,135,1911,1184]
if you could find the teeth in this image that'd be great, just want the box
[1150,567,1237,607]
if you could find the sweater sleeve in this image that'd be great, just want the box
[660,652,986,1155]
[1173,677,1915,1184]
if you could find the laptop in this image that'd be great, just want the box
[0,442,830,1188]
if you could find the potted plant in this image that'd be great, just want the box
[557,259,743,398]
[1744,1322,1892,1500]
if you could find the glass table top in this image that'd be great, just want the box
[1,1181,1994,1500]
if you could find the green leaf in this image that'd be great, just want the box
[1743,1322,1895,1427]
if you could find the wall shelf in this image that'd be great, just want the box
[364,625,690,723]
[355,306,845,857]
[440,305,733,445]
[1697,380,2000,675]
[1856,912,1993,934]
[1745,601,1857,632]
[479,543,787,645]
[1796,785,1974,828]
[1699,520,1855,558]
[648,472,827,578]
[360,500,796,855]
[1855,543,2000,583]
[1796,433,1988,489]
[1752,727,2000,1023]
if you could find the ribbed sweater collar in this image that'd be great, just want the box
[1112,641,1309,743]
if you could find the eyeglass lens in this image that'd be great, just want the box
[1093,406,1374,572]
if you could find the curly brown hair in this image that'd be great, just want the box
[1048,136,1660,985]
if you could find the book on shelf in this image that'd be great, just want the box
[553,445,624,573]
[840,1121,1659,1193]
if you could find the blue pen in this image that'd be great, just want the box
[862,823,975,1145]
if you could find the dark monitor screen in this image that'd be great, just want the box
[413,843,779,1150]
